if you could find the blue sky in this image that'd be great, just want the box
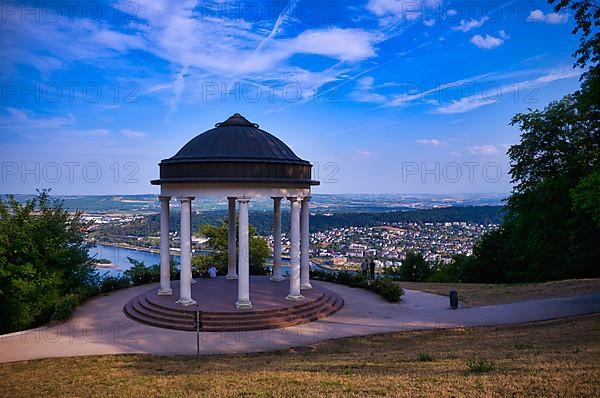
[0,0,583,195]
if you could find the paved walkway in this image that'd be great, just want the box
[1,281,600,363]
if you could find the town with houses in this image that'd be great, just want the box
[272,222,498,271]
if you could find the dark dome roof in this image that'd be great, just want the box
[151,114,318,186]
[165,113,307,165]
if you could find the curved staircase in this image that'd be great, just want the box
[124,286,344,332]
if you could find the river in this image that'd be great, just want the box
[88,244,330,277]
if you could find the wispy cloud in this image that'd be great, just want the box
[451,17,489,32]
[121,129,147,138]
[435,68,581,114]
[253,0,300,54]
[467,144,508,155]
[0,108,75,130]
[416,139,446,146]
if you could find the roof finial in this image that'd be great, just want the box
[215,113,259,128]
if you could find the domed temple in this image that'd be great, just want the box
[124,114,343,331]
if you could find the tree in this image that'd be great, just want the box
[550,0,600,102]
[192,220,270,276]
[0,191,95,333]
[471,1,600,282]
[400,252,431,282]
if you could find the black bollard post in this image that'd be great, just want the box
[195,306,201,357]
[449,290,459,310]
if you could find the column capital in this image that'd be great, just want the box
[237,197,251,204]
[271,196,283,201]
[178,196,195,203]
[287,196,301,203]
[227,196,237,201]
[158,195,171,201]
[302,195,312,202]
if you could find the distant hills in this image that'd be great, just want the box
[2,193,507,214]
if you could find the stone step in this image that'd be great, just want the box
[123,288,344,332]
[144,290,326,317]
[130,292,337,328]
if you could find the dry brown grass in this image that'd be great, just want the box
[400,278,600,307]
[1,314,600,397]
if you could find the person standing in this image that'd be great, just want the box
[361,260,368,278]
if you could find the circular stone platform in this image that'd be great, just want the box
[124,276,344,332]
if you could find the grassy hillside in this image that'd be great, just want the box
[1,315,599,397]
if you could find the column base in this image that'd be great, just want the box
[235,300,252,309]
[300,283,313,289]
[285,294,304,301]
[226,274,238,280]
[270,275,285,281]
[157,288,173,296]
[176,298,196,306]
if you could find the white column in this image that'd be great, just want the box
[236,198,252,309]
[300,196,312,289]
[270,197,284,281]
[286,196,304,301]
[227,197,238,279]
[176,196,196,306]
[190,204,197,284]
[158,196,172,295]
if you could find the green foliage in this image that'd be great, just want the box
[400,252,432,282]
[550,0,600,102]
[192,220,270,276]
[466,356,494,373]
[310,269,404,302]
[418,353,433,362]
[0,190,95,333]
[123,257,160,285]
[99,274,131,293]
[369,278,404,302]
[381,266,402,280]
[457,5,600,283]
[571,169,600,227]
[50,294,79,322]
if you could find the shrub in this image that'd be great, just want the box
[381,266,402,280]
[368,278,403,302]
[311,270,404,302]
[466,355,494,373]
[50,294,79,322]
[124,258,160,285]
[418,353,433,362]
[100,274,131,293]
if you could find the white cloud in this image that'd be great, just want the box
[416,139,446,146]
[353,150,377,160]
[451,16,489,32]
[290,28,380,62]
[467,145,503,155]
[470,34,504,49]
[527,9,568,24]
[366,0,442,22]
[121,129,147,138]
